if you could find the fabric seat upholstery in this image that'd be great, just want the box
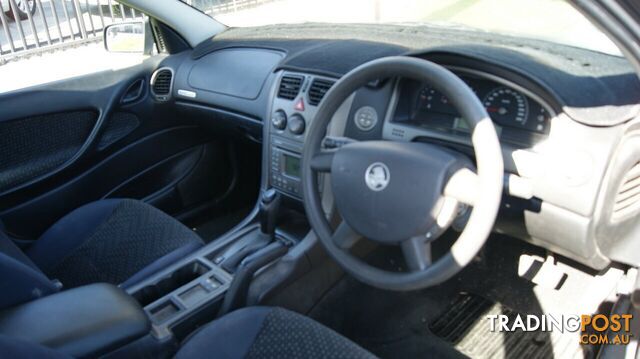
[27,199,204,289]
[0,199,203,308]
[176,307,376,359]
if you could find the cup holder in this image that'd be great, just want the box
[132,261,210,307]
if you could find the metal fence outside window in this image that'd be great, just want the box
[183,0,275,15]
[0,0,144,64]
[0,0,274,65]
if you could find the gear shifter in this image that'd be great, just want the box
[217,189,287,313]
[259,188,280,238]
[220,189,281,273]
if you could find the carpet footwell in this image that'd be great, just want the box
[431,293,583,359]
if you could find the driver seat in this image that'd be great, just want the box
[0,307,376,358]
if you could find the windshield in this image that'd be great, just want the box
[183,0,620,56]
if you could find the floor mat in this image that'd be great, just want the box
[431,293,582,359]
[301,235,603,359]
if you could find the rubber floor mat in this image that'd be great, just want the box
[430,293,583,359]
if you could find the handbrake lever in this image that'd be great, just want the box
[218,241,288,317]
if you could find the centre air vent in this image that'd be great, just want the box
[277,75,303,100]
[612,161,640,221]
[308,78,335,106]
[151,68,173,101]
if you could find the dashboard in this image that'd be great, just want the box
[164,24,640,272]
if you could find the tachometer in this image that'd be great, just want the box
[483,87,529,128]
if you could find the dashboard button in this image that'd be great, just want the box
[272,110,287,130]
[288,114,306,135]
[354,106,378,131]
[294,98,305,112]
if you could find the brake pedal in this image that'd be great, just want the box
[518,254,568,290]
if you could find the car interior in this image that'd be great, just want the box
[1,0,640,358]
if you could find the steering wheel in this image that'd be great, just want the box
[301,57,504,291]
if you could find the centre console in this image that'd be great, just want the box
[126,188,289,341]
[128,254,232,339]
[268,72,337,199]
[125,228,243,339]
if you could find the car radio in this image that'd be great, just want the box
[270,137,303,197]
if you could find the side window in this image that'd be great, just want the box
[0,0,151,93]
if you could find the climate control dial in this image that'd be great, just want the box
[271,110,287,130]
[288,114,306,135]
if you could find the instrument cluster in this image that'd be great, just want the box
[393,72,553,147]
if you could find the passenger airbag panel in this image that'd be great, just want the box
[187,48,283,100]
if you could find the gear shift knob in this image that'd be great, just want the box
[261,188,277,205]
[259,188,280,237]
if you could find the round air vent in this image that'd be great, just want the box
[150,67,174,102]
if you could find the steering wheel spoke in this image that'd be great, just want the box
[332,221,362,249]
[310,152,335,173]
[444,168,480,206]
[401,236,432,271]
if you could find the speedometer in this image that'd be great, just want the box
[483,87,529,128]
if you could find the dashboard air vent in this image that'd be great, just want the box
[308,78,335,106]
[151,68,173,101]
[277,75,303,100]
[612,161,640,221]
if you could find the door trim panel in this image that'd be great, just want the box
[0,58,165,197]
[0,125,211,238]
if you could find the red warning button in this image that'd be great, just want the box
[294,98,305,112]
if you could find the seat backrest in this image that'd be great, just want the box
[0,230,58,309]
